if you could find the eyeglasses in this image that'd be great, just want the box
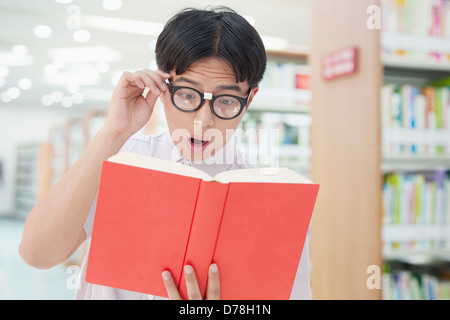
[165,79,251,120]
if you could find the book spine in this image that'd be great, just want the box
[178,181,230,299]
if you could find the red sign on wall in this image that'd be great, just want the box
[322,47,358,81]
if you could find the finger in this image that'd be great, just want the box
[119,71,145,89]
[135,71,162,96]
[161,270,183,300]
[183,265,202,300]
[142,69,169,93]
[156,69,172,78]
[206,263,220,300]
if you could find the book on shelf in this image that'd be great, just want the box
[381,0,450,37]
[382,171,450,253]
[381,83,450,156]
[85,152,319,300]
[237,113,311,172]
[255,61,311,108]
[383,266,450,300]
[381,0,450,64]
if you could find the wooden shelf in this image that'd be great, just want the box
[383,250,450,265]
[250,105,311,114]
[383,57,450,73]
[266,45,310,60]
[382,155,450,172]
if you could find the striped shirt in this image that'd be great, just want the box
[74,130,311,300]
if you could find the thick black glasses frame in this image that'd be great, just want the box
[165,80,251,120]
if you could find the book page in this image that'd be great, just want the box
[214,167,313,184]
[108,152,213,181]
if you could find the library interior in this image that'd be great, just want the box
[0,0,449,300]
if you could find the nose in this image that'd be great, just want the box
[193,100,215,128]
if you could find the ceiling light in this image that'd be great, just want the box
[96,61,110,73]
[83,15,164,36]
[49,46,122,63]
[0,66,9,78]
[41,95,54,106]
[261,35,290,51]
[83,88,113,101]
[53,58,67,69]
[51,91,63,102]
[62,96,74,108]
[73,29,91,43]
[34,25,52,39]
[12,45,29,56]
[18,78,33,90]
[103,0,122,11]
[1,92,12,103]
[0,51,35,66]
[44,64,59,76]
[66,82,80,93]
[7,87,21,99]
[44,70,100,87]
[72,92,85,104]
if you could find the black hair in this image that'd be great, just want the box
[155,6,267,87]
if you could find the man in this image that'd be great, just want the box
[19,6,310,300]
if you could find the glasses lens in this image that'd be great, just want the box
[213,96,242,119]
[173,88,201,111]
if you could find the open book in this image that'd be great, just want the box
[85,152,319,300]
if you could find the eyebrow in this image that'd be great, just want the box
[174,76,244,94]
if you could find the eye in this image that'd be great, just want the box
[217,97,239,107]
[181,92,196,100]
[220,99,233,105]
[175,88,199,100]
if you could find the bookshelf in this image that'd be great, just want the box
[310,0,450,300]
[380,0,450,300]
[237,50,312,175]
[14,143,51,220]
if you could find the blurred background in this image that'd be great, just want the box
[0,0,449,300]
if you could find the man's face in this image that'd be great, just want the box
[160,57,258,162]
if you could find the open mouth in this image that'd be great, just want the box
[188,137,211,152]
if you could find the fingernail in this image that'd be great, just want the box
[140,81,145,88]
[210,263,218,274]
[162,271,171,281]
[155,87,161,95]
[184,265,193,275]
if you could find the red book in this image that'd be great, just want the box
[85,152,319,300]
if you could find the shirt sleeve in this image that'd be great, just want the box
[289,237,311,300]
[83,192,98,239]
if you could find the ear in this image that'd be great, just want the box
[247,87,259,106]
